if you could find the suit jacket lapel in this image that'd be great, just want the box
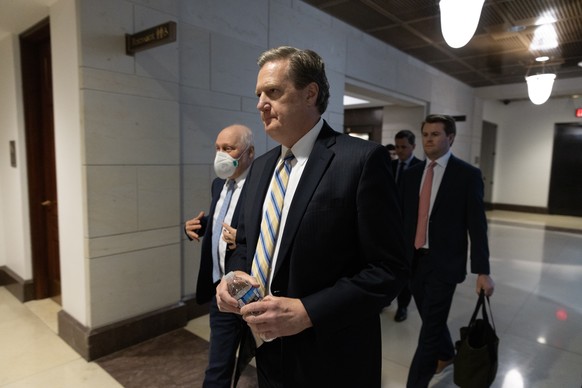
[273,124,336,277]
[432,155,458,214]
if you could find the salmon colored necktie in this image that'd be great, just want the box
[414,161,436,249]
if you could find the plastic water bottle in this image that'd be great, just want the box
[224,272,261,308]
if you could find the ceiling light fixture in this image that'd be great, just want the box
[343,95,370,106]
[525,57,555,105]
[439,0,485,48]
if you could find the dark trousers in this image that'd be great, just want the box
[203,295,244,388]
[396,282,412,309]
[256,339,284,388]
[406,251,456,388]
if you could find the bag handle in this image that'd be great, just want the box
[484,291,496,332]
[467,289,497,333]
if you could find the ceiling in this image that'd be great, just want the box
[303,0,582,88]
[2,0,580,105]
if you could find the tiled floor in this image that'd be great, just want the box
[1,210,582,387]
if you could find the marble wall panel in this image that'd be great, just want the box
[182,164,212,225]
[89,244,181,327]
[346,37,399,91]
[89,226,180,259]
[179,24,210,89]
[87,166,138,237]
[80,0,134,73]
[182,238,200,297]
[210,35,263,97]
[394,58,433,101]
[179,0,268,48]
[134,5,179,83]
[268,1,346,73]
[84,90,179,165]
[82,68,178,101]
[325,69,345,116]
[180,86,241,111]
[242,96,259,114]
[137,166,180,230]
[129,0,179,17]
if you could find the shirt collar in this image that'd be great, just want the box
[427,150,452,169]
[281,118,323,167]
[228,167,249,189]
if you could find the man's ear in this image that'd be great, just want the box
[306,82,319,106]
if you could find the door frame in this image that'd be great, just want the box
[480,120,497,208]
[20,18,61,300]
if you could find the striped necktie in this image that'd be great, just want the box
[211,179,235,282]
[251,150,295,297]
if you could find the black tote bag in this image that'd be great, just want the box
[454,289,499,388]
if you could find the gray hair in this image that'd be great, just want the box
[258,46,330,114]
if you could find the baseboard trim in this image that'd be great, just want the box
[182,294,210,320]
[0,266,34,302]
[488,203,548,214]
[58,296,210,361]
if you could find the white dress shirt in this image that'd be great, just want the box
[212,169,248,282]
[263,118,324,292]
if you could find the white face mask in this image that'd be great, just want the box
[213,146,249,179]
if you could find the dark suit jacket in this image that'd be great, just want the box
[391,156,421,182]
[194,177,244,304]
[231,121,409,387]
[400,155,490,284]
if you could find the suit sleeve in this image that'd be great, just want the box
[467,167,490,274]
[301,145,409,335]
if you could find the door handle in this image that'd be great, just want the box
[41,200,52,206]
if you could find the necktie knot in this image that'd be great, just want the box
[283,150,295,165]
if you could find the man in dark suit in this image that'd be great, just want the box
[391,129,421,322]
[184,124,254,388]
[392,129,421,184]
[399,114,495,388]
[216,46,409,387]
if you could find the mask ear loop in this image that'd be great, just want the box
[232,143,251,167]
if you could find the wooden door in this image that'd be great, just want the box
[20,20,61,300]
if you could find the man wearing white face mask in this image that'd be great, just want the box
[184,124,255,387]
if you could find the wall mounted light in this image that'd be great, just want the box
[440,0,485,48]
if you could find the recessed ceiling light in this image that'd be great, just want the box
[343,95,370,106]
[508,25,526,32]
[535,56,549,62]
[578,61,582,68]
